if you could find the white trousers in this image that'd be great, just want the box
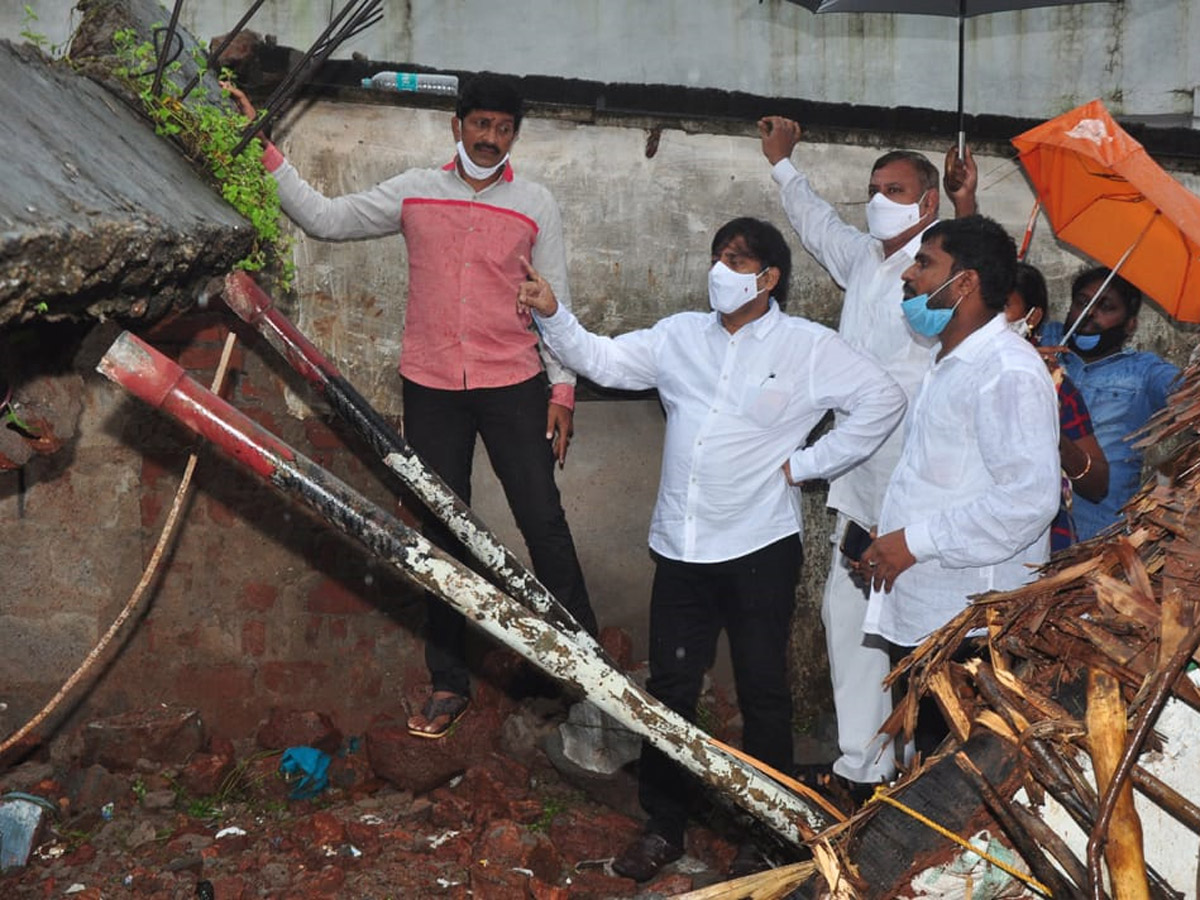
[821,512,897,784]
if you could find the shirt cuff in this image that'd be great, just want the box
[786,449,812,484]
[771,157,799,186]
[262,143,285,173]
[903,519,937,563]
[549,383,575,410]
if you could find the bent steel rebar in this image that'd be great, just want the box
[221,271,599,653]
[97,330,832,846]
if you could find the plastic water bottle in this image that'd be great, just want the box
[361,72,459,96]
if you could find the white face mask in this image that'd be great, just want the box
[866,190,927,241]
[1007,310,1036,339]
[456,139,509,180]
[708,261,767,315]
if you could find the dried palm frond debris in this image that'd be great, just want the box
[830,357,1200,900]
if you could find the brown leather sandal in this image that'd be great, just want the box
[407,693,470,739]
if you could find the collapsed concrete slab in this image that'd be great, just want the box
[0,38,253,331]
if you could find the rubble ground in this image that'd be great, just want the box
[0,678,761,899]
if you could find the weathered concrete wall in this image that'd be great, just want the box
[6,0,1198,123]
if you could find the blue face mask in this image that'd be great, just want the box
[1070,332,1101,352]
[901,271,965,337]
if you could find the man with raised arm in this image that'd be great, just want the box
[759,116,977,799]
[230,74,597,739]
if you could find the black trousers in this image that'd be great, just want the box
[403,376,596,697]
[639,535,802,846]
[887,638,983,758]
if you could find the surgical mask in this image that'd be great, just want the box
[456,139,509,180]
[1007,310,1036,340]
[901,271,964,338]
[708,261,767,315]
[1069,323,1126,358]
[866,190,927,241]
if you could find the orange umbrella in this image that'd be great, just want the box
[1012,99,1200,324]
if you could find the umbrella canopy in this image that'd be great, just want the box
[792,1,1113,154]
[1012,99,1200,323]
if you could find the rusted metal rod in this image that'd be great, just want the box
[181,0,269,101]
[96,330,833,847]
[232,0,382,155]
[150,0,187,98]
[221,272,599,652]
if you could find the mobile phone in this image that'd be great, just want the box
[840,521,872,562]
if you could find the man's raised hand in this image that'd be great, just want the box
[758,116,801,166]
[517,257,559,317]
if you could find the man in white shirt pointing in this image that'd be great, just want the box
[517,217,906,881]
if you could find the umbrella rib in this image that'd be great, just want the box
[1060,208,1160,344]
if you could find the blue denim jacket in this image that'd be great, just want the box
[1042,322,1179,540]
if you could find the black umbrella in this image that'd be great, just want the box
[791,0,1115,155]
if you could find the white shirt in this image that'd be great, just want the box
[535,300,907,563]
[773,158,936,527]
[863,315,1061,646]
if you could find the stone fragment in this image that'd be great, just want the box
[80,707,205,770]
[255,709,342,755]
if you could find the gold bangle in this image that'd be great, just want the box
[1067,452,1092,481]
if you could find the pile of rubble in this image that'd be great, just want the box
[0,643,760,899]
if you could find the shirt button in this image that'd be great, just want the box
[464,262,471,268]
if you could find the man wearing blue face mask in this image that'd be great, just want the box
[1040,267,1179,541]
[517,217,906,881]
[758,117,977,802]
[859,217,1059,752]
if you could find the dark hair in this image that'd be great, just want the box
[1071,265,1142,318]
[923,215,1017,311]
[456,74,524,132]
[1013,261,1049,333]
[710,217,793,310]
[871,150,939,194]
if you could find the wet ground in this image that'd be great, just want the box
[0,691,774,899]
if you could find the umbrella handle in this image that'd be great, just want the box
[1017,200,1040,261]
[1060,209,1159,345]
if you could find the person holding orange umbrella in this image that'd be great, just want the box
[1039,268,1179,541]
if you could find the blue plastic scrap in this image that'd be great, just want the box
[278,747,331,800]
[0,792,58,870]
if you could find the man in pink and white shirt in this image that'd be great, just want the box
[251,74,597,738]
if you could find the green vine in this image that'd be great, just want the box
[111,28,294,291]
[20,5,49,50]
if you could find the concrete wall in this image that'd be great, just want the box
[4,0,1198,122]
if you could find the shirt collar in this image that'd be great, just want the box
[707,298,782,339]
[880,218,940,261]
[936,312,1008,365]
[442,157,516,184]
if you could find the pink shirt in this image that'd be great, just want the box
[264,144,575,406]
